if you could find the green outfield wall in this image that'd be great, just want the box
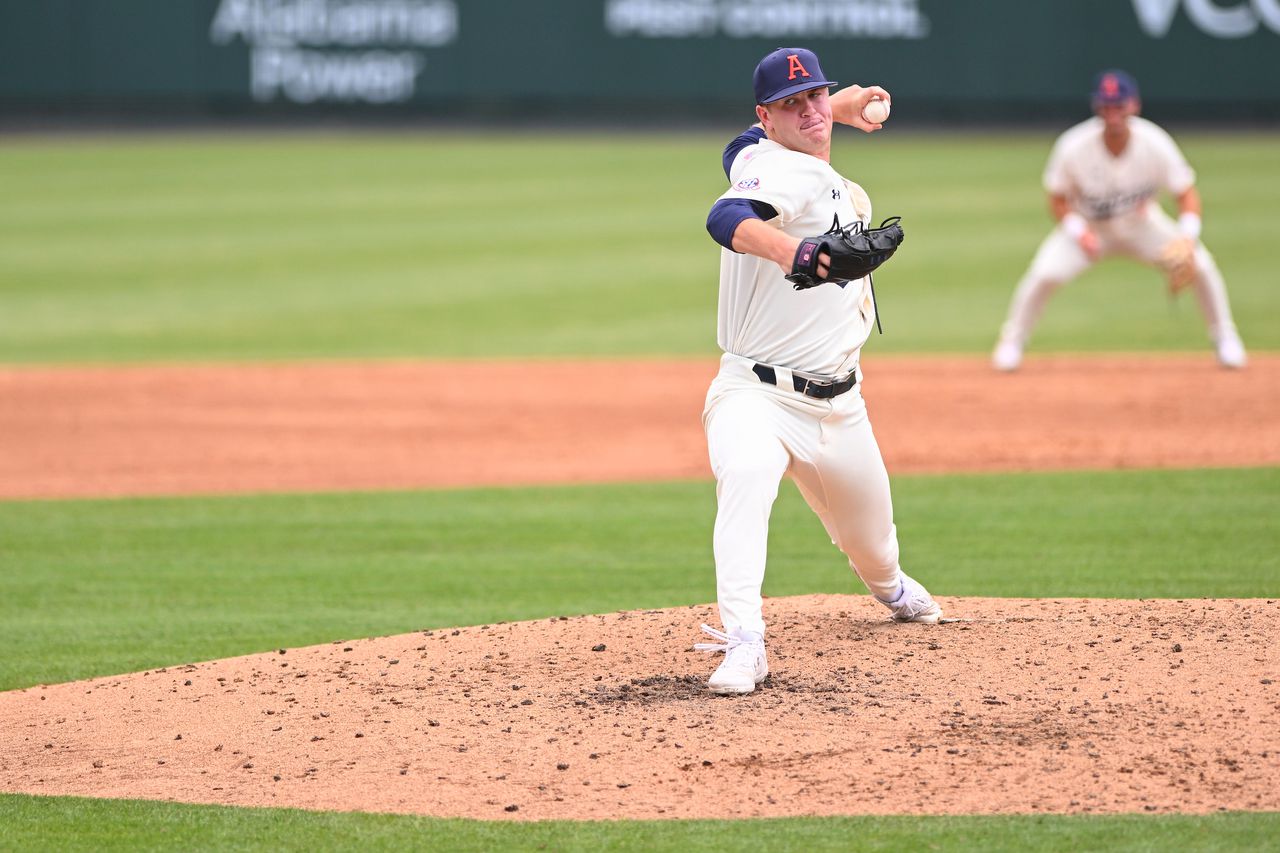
[1,0,1278,121]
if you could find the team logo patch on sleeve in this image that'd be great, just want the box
[735,177,761,190]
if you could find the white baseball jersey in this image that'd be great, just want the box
[1045,115,1195,221]
[716,139,876,376]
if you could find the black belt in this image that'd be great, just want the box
[752,363,857,400]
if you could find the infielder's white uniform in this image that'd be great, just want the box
[998,116,1241,351]
[705,138,903,637]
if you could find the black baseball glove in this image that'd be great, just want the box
[786,216,904,290]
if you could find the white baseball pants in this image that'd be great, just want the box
[703,352,902,637]
[998,204,1240,347]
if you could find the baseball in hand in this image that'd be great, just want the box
[862,97,890,124]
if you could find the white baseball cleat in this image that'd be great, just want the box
[1216,336,1247,369]
[991,339,1023,372]
[879,574,944,624]
[695,624,768,695]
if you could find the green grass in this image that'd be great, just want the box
[1,794,1276,852]
[0,131,1276,362]
[2,467,1275,692]
[2,467,1276,848]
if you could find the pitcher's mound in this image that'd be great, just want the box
[2,595,1277,819]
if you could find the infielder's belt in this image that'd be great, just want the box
[751,363,857,400]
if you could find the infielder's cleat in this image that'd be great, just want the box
[1216,336,1247,369]
[695,624,768,695]
[991,340,1023,372]
[880,574,943,624]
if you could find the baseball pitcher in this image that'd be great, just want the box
[993,70,1247,371]
[697,47,943,695]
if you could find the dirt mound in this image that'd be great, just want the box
[1,354,1277,499]
[2,595,1276,819]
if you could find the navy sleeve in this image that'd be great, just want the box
[722,126,767,179]
[706,198,779,251]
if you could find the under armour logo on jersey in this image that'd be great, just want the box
[786,54,811,81]
[832,189,841,200]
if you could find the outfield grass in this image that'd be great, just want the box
[2,466,1275,692]
[1,131,1276,362]
[1,793,1276,853]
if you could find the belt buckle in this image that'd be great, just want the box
[801,370,855,399]
[795,375,832,398]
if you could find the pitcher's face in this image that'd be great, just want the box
[758,87,833,160]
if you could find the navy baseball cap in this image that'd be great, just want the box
[1092,69,1139,104]
[753,47,838,105]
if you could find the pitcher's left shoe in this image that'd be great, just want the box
[879,574,943,624]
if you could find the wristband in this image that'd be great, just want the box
[1178,211,1202,240]
[1061,212,1087,240]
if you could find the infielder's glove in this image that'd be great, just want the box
[1157,237,1197,292]
[786,216,904,290]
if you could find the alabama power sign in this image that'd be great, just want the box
[209,0,458,104]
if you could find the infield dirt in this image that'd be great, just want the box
[1,353,1278,499]
[1,354,1277,819]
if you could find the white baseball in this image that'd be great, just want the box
[862,98,890,124]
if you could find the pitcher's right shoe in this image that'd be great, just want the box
[879,574,943,624]
[695,624,768,695]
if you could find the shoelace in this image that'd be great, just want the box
[694,623,760,654]
[894,597,930,619]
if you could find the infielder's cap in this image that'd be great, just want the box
[1092,69,1139,104]
[753,47,838,105]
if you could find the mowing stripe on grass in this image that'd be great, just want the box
[2,132,1275,361]
[1,467,1275,691]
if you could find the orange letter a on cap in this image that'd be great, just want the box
[786,54,811,81]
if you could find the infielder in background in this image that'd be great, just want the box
[993,70,1247,371]
[697,47,942,695]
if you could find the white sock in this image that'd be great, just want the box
[878,580,906,605]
